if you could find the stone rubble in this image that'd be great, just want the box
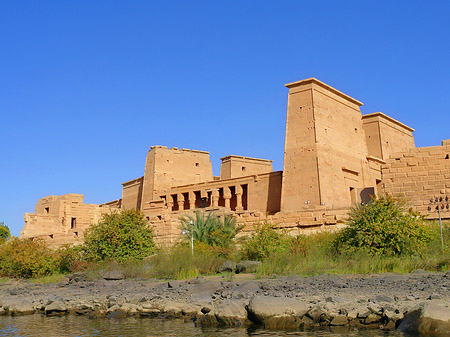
[1,272,450,335]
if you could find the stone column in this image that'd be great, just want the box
[189,191,196,210]
[166,194,173,211]
[211,189,220,207]
[223,186,231,209]
[177,193,184,211]
[235,185,244,211]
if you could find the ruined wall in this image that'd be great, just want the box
[382,140,450,218]
[22,194,115,248]
[141,146,213,206]
[220,155,273,179]
[362,112,415,160]
[122,176,143,210]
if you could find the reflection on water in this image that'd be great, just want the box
[0,315,409,337]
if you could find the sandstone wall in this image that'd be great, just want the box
[281,78,381,212]
[382,140,450,219]
[362,112,415,160]
[220,155,273,179]
[141,146,213,205]
[148,207,349,246]
[121,176,143,210]
[22,194,116,248]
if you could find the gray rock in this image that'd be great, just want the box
[235,260,262,274]
[217,260,237,273]
[398,302,450,335]
[374,295,393,303]
[68,272,87,283]
[103,271,124,280]
[231,281,261,297]
[45,300,68,316]
[247,295,309,329]
[214,299,249,326]
[330,315,348,326]
[2,298,34,315]
[108,309,127,319]
[190,281,222,306]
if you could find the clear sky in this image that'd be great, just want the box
[1,1,449,236]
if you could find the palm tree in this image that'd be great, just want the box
[180,212,243,248]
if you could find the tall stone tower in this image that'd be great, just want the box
[280,78,377,211]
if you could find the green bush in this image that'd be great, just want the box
[180,212,243,251]
[83,209,156,263]
[240,222,294,261]
[0,237,59,278]
[55,244,89,273]
[334,195,434,256]
[0,224,10,242]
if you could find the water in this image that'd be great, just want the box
[0,316,410,337]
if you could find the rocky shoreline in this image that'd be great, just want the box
[1,271,450,335]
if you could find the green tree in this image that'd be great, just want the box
[334,195,433,256]
[83,209,155,263]
[180,212,243,249]
[0,223,11,242]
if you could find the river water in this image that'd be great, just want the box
[0,316,411,337]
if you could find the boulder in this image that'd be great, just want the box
[330,315,348,326]
[190,281,222,306]
[45,300,68,316]
[217,260,237,273]
[68,272,87,283]
[214,299,249,326]
[398,302,450,336]
[236,260,262,274]
[247,295,309,329]
[2,298,34,315]
[103,271,125,280]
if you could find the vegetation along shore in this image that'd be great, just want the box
[1,196,450,336]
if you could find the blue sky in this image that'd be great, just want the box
[1,1,449,236]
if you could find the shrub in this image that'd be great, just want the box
[240,222,293,261]
[0,237,59,278]
[83,209,156,263]
[334,195,433,256]
[180,212,243,250]
[55,244,89,273]
[0,224,10,242]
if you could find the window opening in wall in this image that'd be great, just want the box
[229,186,237,211]
[182,192,190,210]
[44,207,49,213]
[242,166,246,172]
[376,179,383,195]
[195,162,199,167]
[218,188,225,207]
[171,194,179,211]
[160,195,167,206]
[194,191,201,208]
[71,218,77,229]
[49,234,53,239]
[446,154,449,159]
[207,191,212,207]
[241,184,248,210]
[200,197,207,208]
[74,232,78,237]
[349,187,356,204]
[157,215,162,220]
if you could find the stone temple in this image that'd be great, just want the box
[21,78,450,247]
